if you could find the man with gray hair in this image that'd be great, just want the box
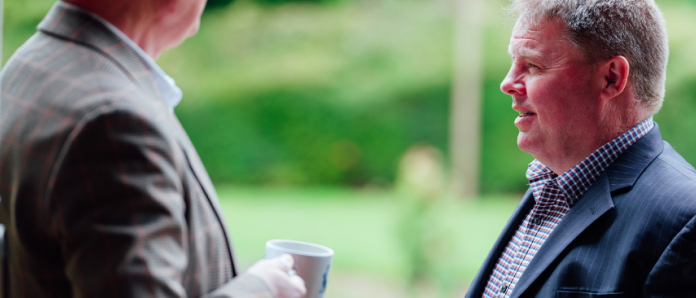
[466,0,696,297]
[0,0,306,297]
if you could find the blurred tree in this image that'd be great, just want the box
[1,0,4,69]
[246,0,340,4]
[396,144,457,296]
[450,0,484,198]
[206,0,237,10]
[205,0,342,11]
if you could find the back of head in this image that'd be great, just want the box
[510,0,669,114]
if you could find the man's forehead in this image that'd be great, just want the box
[507,32,544,58]
[507,18,566,57]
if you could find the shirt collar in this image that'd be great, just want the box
[526,117,655,206]
[61,2,183,112]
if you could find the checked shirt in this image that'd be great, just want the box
[482,117,655,298]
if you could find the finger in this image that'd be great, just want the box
[279,253,294,270]
[246,258,270,273]
[289,275,306,293]
[260,254,293,272]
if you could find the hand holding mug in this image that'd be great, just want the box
[265,240,334,298]
[247,254,307,298]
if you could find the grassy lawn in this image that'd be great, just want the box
[217,186,521,295]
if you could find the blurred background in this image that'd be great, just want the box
[5,0,696,296]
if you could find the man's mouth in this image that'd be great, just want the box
[514,108,536,129]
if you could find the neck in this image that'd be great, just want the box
[544,99,648,175]
[62,0,162,58]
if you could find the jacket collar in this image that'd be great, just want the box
[37,1,160,100]
[606,123,665,194]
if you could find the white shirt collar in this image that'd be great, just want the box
[61,2,183,112]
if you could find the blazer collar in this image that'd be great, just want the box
[606,123,665,194]
[37,1,160,100]
[509,124,665,297]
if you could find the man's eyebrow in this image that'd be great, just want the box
[508,46,541,60]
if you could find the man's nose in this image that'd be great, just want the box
[500,67,525,96]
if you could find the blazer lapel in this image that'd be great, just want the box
[511,124,665,297]
[170,115,240,276]
[606,124,664,194]
[466,189,535,297]
[511,174,614,298]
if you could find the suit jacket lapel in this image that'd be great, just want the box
[466,189,535,297]
[170,115,240,276]
[511,174,614,297]
[510,125,664,297]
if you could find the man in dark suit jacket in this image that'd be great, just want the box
[466,0,696,297]
[0,0,305,297]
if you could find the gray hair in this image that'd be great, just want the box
[510,0,669,114]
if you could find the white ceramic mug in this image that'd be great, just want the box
[265,239,334,298]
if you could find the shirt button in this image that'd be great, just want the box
[534,217,542,225]
[500,285,508,293]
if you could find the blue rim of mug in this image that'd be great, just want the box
[266,239,334,257]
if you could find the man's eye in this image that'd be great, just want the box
[528,63,539,69]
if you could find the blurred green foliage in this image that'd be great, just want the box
[165,0,456,187]
[176,86,449,186]
[206,0,237,10]
[5,0,696,193]
[217,186,520,290]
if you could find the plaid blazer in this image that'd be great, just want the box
[0,2,272,297]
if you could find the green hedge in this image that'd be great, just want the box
[176,85,450,186]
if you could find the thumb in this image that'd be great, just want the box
[278,253,295,271]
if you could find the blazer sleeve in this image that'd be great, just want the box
[49,103,274,298]
[642,215,696,297]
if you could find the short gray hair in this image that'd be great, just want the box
[510,0,669,114]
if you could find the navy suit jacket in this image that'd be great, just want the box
[466,125,696,297]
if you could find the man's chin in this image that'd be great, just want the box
[517,132,539,155]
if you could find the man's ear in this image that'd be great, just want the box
[599,55,630,101]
